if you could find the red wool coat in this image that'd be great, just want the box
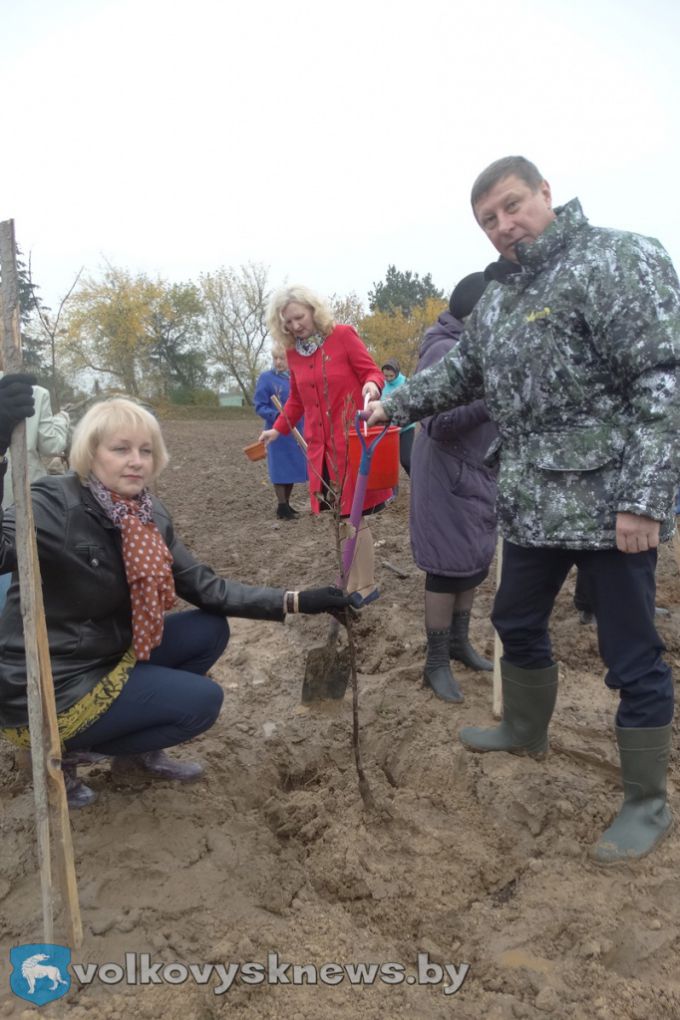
[273,325,392,515]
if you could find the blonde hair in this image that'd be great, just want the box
[69,398,169,481]
[267,285,336,350]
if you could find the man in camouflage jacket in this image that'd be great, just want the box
[368,156,680,864]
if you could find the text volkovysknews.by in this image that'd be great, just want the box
[71,952,470,996]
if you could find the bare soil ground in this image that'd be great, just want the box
[2,414,680,1019]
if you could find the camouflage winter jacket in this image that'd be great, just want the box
[383,200,680,548]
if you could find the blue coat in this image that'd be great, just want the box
[254,370,307,484]
[409,312,498,577]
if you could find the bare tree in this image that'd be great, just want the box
[26,256,83,407]
[329,291,365,331]
[200,263,271,405]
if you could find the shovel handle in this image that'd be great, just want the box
[339,415,392,584]
[353,412,391,473]
[271,395,307,452]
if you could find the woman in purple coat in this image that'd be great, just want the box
[410,273,498,702]
[254,345,308,520]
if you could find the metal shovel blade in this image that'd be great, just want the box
[301,618,351,703]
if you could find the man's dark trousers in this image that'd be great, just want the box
[492,542,673,728]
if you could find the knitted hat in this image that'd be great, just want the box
[381,358,401,375]
[449,272,488,320]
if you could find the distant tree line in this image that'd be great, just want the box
[17,253,447,407]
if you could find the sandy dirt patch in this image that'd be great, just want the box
[2,414,680,1019]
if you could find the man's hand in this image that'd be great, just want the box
[615,512,660,553]
[365,400,388,426]
[259,428,280,447]
[0,373,36,452]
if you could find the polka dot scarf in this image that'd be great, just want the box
[88,475,176,660]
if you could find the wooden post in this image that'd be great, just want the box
[492,535,503,719]
[0,220,82,948]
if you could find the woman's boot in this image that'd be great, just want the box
[459,661,558,757]
[423,629,464,703]
[449,610,492,671]
[61,752,103,808]
[112,750,205,781]
[591,724,673,863]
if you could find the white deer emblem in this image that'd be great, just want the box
[21,954,69,995]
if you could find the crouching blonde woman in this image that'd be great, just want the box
[0,395,349,807]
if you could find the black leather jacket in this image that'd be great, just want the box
[0,473,285,728]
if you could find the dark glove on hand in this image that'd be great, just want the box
[0,373,36,451]
[298,585,351,615]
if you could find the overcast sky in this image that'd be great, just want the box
[2,0,679,311]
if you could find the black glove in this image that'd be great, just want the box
[0,373,36,452]
[297,585,351,615]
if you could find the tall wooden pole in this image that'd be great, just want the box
[0,219,82,947]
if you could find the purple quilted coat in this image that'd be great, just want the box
[409,311,498,577]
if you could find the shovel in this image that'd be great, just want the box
[301,414,392,703]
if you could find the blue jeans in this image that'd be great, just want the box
[492,542,673,728]
[65,610,228,755]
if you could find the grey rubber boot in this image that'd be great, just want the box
[61,751,105,809]
[112,750,205,782]
[591,724,673,864]
[449,610,493,671]
[459,660,558,757]
[423,628,464,703]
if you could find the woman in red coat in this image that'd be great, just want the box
[260,285,391,605]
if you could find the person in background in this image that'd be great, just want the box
[0,394,350,808]
[381,359,415,477]
[573,568,595,626]
[0,363,70,610]
[410,273,498,702]
[254,344,307,520]
[366,155,680,863]
[260,285,391,607]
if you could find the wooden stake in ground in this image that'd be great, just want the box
[492,535,504,719]
[0,219,82,948]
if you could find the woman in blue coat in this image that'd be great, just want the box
[254,345,307,519]
[410,273,498,703]
[380,358,416,476]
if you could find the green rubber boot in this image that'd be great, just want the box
[591,724,673,864]
[459,660,558,758]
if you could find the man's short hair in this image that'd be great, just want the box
[471,156,544,211]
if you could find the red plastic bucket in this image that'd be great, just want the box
[347,425,400,490]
